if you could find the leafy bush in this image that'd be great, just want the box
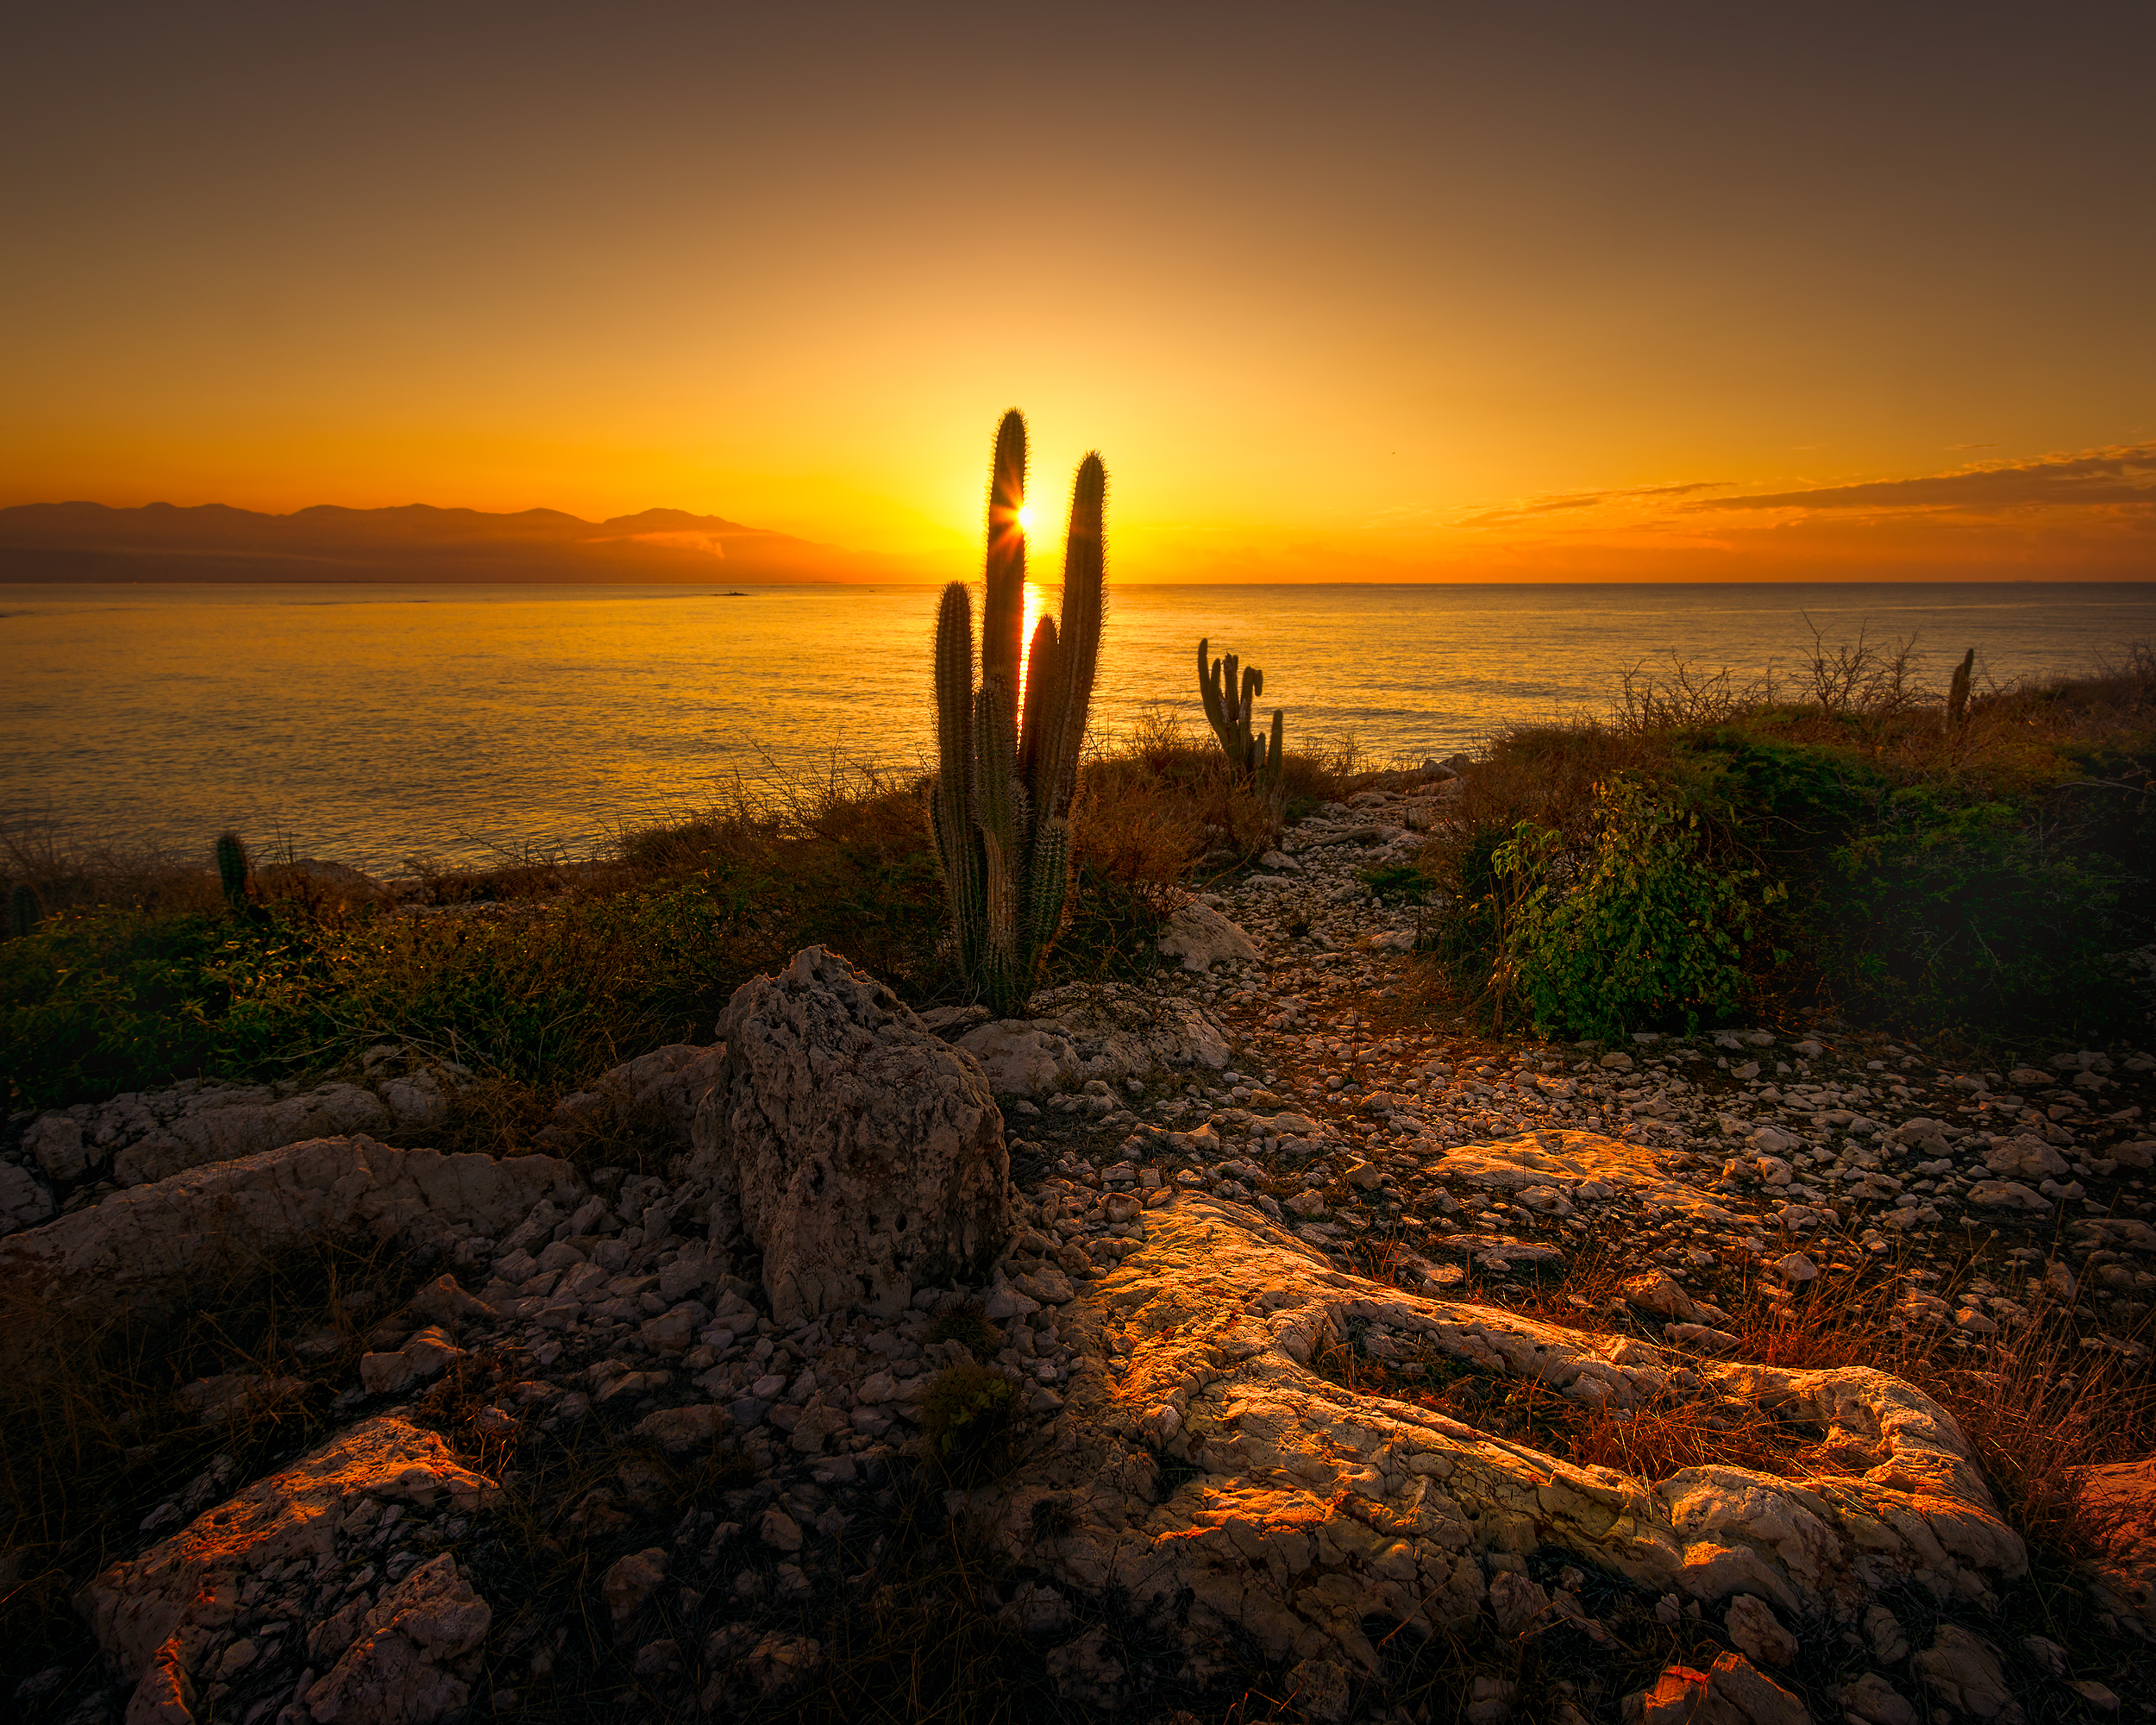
[1493,777,1774,1038]
[1822,806,2128,1033]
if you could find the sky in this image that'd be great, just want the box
[3,3,2153,582]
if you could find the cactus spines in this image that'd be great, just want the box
[928,411,1107,1015]
[215,829,250,909]
[1198,637,1285,792]
[7,883,41,939]
[1946,647,1975,728]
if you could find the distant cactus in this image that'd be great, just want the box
[215,829,250,908]
[929,411,1106,1015]
[1197,639,1285,795]
[1946,647,1975,728]
[7,883,40,939]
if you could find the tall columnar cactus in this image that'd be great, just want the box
[930,411,1106,1014]
[215,829,250,909]
[1197,639,1285,795]
[1946,647,1975,729]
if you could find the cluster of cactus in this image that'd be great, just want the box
[7,883,40,940]
[1946,647,1976,728]
[1197,639,1284,794]
[216,829,250,909]
[930,411,1106,1016]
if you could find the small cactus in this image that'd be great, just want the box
[929,410,1106,1015]
[7,883,41,939]
[1946,648,1975,729]
[215,830,250,909]
[1197,638,1285,795]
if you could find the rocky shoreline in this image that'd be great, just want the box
[5,773,2154,1724]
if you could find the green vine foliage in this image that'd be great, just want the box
[1494,777,1777,1039]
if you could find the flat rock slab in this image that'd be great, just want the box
[0,1134,580,1352]
[975,1195,2022,1673]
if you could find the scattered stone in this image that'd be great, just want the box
[602,1548,667,1637]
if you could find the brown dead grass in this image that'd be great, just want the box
[0,1230,435,1695]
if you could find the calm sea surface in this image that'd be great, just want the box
[7,581,2153,875]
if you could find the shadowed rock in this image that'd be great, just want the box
[0,1134,580,1355]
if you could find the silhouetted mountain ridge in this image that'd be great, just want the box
[0,500,897,583]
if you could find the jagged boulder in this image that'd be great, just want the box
[687,945,1013,1324]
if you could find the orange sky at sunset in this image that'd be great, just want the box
[3,4,2151,582]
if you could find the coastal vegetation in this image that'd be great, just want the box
[1422,638,2156,1044]
[3,641,2150,1126]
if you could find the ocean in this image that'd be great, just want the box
[7,581,2153,875]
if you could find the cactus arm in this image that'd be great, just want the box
[1017,614,1058,807]
[1263,708,1286,791]
[1023,814,1072,964]
[972,674,1026,1010]
[215,830,250,909]
[1946,647,1975,727]
[981,409,1028,745]
[931,582,986,979]
[1198,637,1235,754]
[1031,454,1106,827]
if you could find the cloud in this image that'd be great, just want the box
[1697,444,2156,514]
[1456,478,1727,526]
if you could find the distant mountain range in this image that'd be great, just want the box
[0,501,907,584]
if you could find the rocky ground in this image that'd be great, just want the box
[4,773,2154,1725]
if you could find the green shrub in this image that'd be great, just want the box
[1494,777,1774,1038]
[918,1361,1020,1475]
[1822,806,2128,1033]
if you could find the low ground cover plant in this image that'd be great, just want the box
[0,727,1354,1119]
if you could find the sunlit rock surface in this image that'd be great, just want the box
[79,1416,497,1725]
[975,1195,2024,1673]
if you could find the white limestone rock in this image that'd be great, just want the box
[0,1160,55,1233]
[970,1195,2024,1677]
[956,1022,1080,1099]
[1427,1131,1739,1224]
[304,1552,493,1723]
[687,945,1014,1325]
[1157,900,1260,971]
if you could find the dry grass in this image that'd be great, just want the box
[0,1231,435,1696]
